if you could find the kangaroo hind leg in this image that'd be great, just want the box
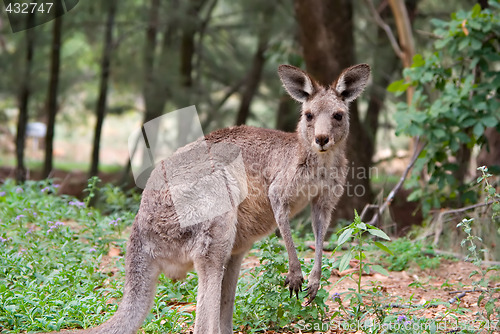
[220,251,246,334]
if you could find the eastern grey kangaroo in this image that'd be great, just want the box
[41,63,370,334]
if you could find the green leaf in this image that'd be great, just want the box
[432,128,447,139]
[411,54,425,67]
[471,3,482,18]
[367,228,391,240]
[370,265,389,276]
[470,38,482,50]
[374,241,393,255]
[338,252,352,272]
[336,228,353,247]
[485,299,495,316]
[481,115,498,127]
[387,79,410,93]
[455,132,471,143]
[473,122,485,137]
[407,188,423,202]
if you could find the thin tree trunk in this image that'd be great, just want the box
[90,0,118,177]
[276,94,298,132]
[177,0,208,146]
[15,13,36,183]
[180,0,207,91]
[364,3,400,161]
[477,128,500,169]
[235,5,274,126]
[388,0,415,107]
[295,0,372,222]
[235,38,268,126]
[43,13,63,178]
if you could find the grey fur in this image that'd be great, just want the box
[40,64,370,334]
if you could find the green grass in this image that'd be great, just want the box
[0,156,123,173]
[0,179,329,333]
[3,178,497,334]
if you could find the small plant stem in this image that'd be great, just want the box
[357,234,363,295]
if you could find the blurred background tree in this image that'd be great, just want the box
[0,0,498,235]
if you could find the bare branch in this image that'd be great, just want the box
[432,201,495,216]
[364,0,405,61]
[367,137,425,226]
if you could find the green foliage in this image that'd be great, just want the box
[0,180,195,333]
[233,235,330,332]
[331,211,392,327]
[334,211,392,292]
[455,167,500,333]
[382,238,441,272]
[389,2,500,214]
[0,179,128,332]
[477,166,500,222]
[97,183,141,215]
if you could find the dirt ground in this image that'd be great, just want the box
[237,251,499,334]
[155,252,498,333]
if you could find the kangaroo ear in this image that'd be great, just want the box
[333,64,371,103]
[278,65,318,103]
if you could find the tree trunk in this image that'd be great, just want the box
[142,0,164,124]
[177,0,209,146]
[235,38,268,126]
[276,94,299,132]
[234,4,275,126]
[43,12,63,178]
[295,0,372,222]
[180,0,207,91]
[364,3,400,161]
[90,0,118,178]
[15,13,36,183]
[477,127,500,170]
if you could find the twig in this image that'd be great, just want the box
[447,292,466,304]
[415,29,442,39]
[383,303,417,308]
[432,249,500,266]
[373,153,409,165]
[364,0,405,61]
[448,289,483,294]
[432,200,494,246]
[367,137,425,226]
[430,201,494,215]
[359,204,378,222]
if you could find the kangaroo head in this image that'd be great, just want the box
[278,64,370,153]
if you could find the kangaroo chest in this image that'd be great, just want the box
[287,165,344,217]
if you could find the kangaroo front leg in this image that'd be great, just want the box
[269,185,303,298]
[305,199,332,304]
[220,252,246,334]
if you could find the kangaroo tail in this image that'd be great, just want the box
[44,227,161,334]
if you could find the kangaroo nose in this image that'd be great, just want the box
[315,135,329,146]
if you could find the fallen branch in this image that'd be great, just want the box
[432,249,500,266]
[432,200,494,246]
[447,292,467,304]
[448,289,483,294]
[363,137,425,226]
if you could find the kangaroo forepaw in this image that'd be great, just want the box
[284,272,304,299]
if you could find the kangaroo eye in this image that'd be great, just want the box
[333,113,343,121]
[305,112,313,121]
